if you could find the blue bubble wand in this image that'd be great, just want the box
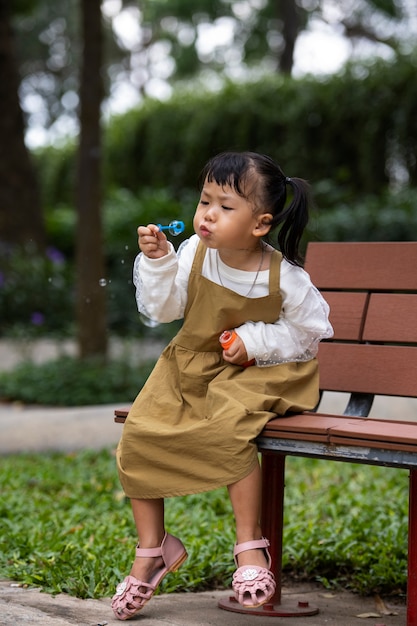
[157,220,185,236]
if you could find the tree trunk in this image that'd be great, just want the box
[75,0,107,358]
[0,0,44,248]
[279,0,300,75]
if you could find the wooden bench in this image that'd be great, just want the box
[114,241,417,623]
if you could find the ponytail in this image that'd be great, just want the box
[235,152,311,265]
[273,177,310,266]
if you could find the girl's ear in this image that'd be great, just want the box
[253,213,273,237]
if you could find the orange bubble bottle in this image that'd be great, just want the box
[219,330,255,368]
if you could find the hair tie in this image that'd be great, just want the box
[285,177,292,184]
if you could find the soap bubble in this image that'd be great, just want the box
[139,313,160,328]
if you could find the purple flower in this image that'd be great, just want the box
[31,312,45,326]
[46,247,65,264]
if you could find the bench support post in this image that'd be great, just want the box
[408,469,417,626]
[218,452,318,617]
[261,451,285,600]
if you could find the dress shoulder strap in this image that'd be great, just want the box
[268,249,282,295]
[190,241,207,274]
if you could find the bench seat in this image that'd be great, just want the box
[260,414,417,457]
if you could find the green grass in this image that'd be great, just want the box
[0,450,408,599]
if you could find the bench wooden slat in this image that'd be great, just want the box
[363,293,417,343]
[321,291,368,340]
[329,436,417,454]
[330,418,417,444]
[262,415,417,454]
[260,414,336,443]
[318,343,417,397]
[114,408,130,423]
[305,242,417,291]
[263,415,417,445]
[329,420,417,453]
[262,413,342,436]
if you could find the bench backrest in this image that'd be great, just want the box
[304,242,417,399]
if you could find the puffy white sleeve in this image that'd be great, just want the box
[133,237,198,323]
[236,261,334,366]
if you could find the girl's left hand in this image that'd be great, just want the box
[222,334,250,366]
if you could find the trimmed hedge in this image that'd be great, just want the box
[36,53,417,209]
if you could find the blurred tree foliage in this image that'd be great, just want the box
[13,0,410,139]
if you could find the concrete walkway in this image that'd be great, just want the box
[0,339,412,625]
[0,579,406,626]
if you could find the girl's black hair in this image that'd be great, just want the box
[199,151,311,265]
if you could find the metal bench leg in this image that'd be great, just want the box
[408,469,417,626]
[218,452,318,617]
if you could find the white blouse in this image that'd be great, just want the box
[133,235,333,366]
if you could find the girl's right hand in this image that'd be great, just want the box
[138,224,169,259]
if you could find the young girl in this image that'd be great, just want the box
[112,151,333,620]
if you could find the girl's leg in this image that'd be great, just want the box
[112,496,187,619]
[227,460,269,569]
[129,497,165,581]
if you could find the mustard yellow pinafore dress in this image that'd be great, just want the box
[117,243,319,499]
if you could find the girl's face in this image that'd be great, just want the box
[194,179,269,251]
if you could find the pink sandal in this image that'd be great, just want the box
[111,532,187,621]
[232,537,276,608]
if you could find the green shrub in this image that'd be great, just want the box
[310,186,417,242]
[104,57,417,193]
[0,356,155,406]
[0,243,74,337]
[35,54,417,208]
[2,183,414,338]
[0,187,192,337]
[35,141,77,209]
